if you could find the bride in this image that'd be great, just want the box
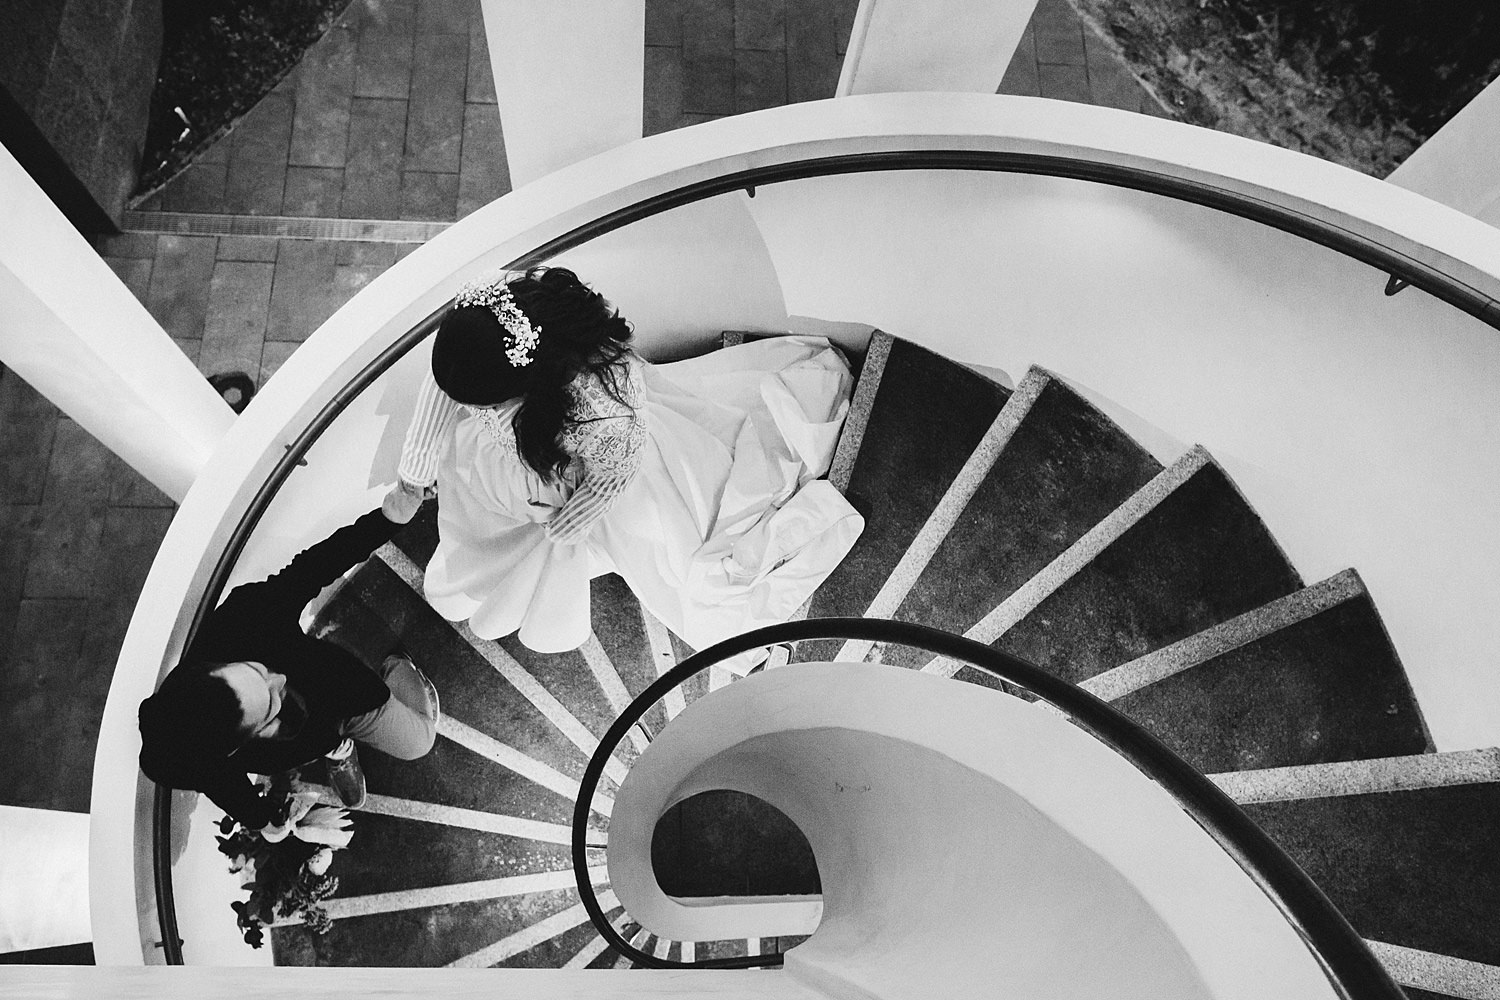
[386,266,864,655]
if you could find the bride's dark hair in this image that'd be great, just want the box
[432,266,633,479]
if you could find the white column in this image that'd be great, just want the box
[0,806,90,952]
[0,143,232,503]
[837,0,1041,97]
[1386,76,1500,228]
[477,0,645,189]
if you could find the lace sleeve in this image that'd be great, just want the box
[397,370,461,488]
[545,364,646,544]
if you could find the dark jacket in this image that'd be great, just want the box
[138,509,399,829]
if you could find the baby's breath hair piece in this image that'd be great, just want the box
[455,276,541,367]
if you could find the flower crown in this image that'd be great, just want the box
[455,276,542,368]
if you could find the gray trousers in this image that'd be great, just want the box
[339,654,437,760]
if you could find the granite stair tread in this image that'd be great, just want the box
[798,333,1010,662]
[879,368,1163,670]
[1109,579,1431,772]
[1242,781,1500,970]
[985,456,1304,685]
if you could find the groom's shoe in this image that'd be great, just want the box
[325,738,367,809]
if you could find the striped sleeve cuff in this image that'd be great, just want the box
[397,370,459,487]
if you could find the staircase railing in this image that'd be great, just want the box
[571,617,1407,999]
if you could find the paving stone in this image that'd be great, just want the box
[400,170,459,221]
[334,263,390,305]
[355,29,416,100]
[106,453,174,508]
[1032,0,1086,66]
[786,0,840,103]
[146,235,217,340]
[268,241,340,342]
[343,97,409,218]
[173,338,203,364]
[457,101,509,218]
[465,28,495,103]
[199,261,274,380]
[417,0,469,35]
[683,55,735,115]
[102,256,152,303]
[999,25,1040,97]
[291,22,357,168]
[24,422,111,600]
[352,0,416,34]
[735,0,786,51]
[223,155,288,215]
[0,376,56,507]
[1083,29,1146,112]
[1038,61,1091,104]
[0,504,42,668]
[645,0,684,45]
[78,506,173,672]
[259,340,302,386]
[216,236,280,263]
[734,48,786,112]
[683,0,734,61]
[832,0,859,56]
[644,46,686,137]
[229,89,295,163]
[337,241,399,266]
[93,232,158,259]
[405,32,467,173]
[160,160,227,212]
[282,166,346,216]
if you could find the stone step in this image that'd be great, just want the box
[873,368,1162,670]
[1209,749,1500,804]
[308,551,621,911]
[654,789,822,897]
[942,452,1303,685]
[1366,941,1500,1000]
[798,332,1010,663]
[1108,571,1431,771]
[1240,780,1500,969]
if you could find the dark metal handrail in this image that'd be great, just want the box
[150,139,1500,967]
[571,617,1405,999]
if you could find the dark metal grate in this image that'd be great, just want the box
[120,211,450,243]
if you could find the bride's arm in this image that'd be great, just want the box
[385,370,458,521]
[545,413,646,544]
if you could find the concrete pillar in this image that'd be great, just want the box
[837,0,1041,96]
[1386,76,1500,228]
[477,0,646,188]
[0,806,90,952]
[0,142,233,503]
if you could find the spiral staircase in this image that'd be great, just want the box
[250,328,1500,998]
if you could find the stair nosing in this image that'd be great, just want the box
[1365,939,1500,999]
[921,444,1213,676]
[1080,568,1365,702]
[1208,747,1500,803]
[827,329,892,493]
[837,366,1051,663]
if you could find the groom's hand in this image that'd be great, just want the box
[382,480,432,524]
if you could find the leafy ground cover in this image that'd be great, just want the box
[136,0,352,197]
[1073,0,1500,176]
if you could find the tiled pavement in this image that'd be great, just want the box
[0,0,1159,814]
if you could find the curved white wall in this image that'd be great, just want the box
[608,663,1336,1000]
[98,91,1500,959]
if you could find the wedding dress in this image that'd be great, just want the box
[397,335,865,654]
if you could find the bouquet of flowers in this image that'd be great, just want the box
[215,775,355,948]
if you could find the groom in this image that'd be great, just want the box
[138,496,437,839]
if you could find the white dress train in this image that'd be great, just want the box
[399,336,865,654]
